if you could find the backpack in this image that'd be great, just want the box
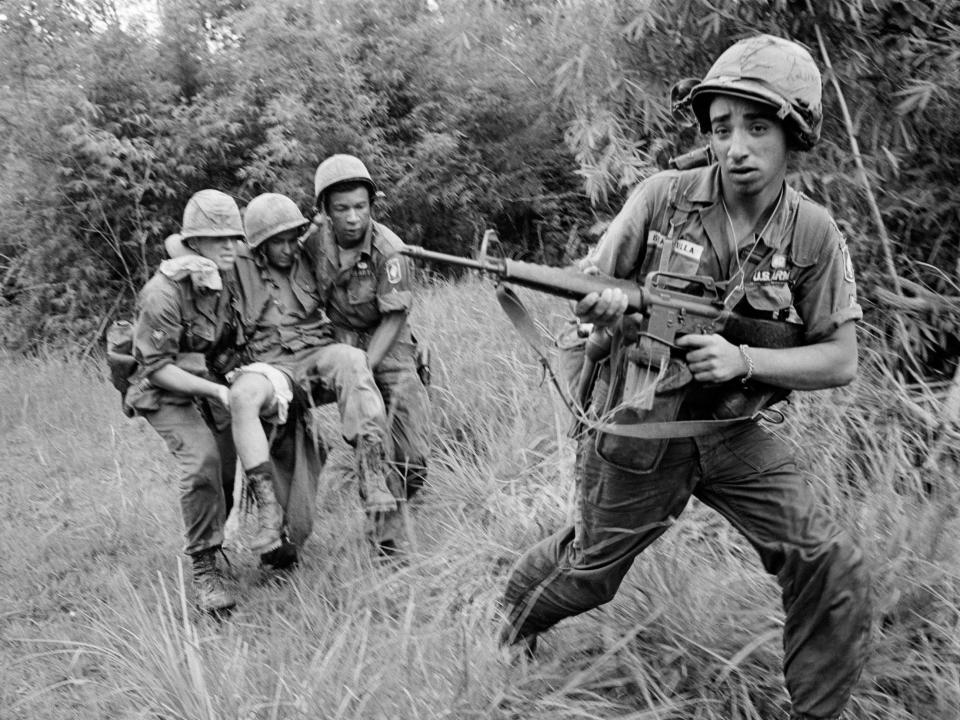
[105,319,138,417]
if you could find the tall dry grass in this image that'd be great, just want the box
[1,277,958,719]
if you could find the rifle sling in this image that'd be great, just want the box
[495,284,753,438]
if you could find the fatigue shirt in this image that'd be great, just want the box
[589,164,861,420]
[591,164,861,343]
[232,244,334,367]
[126,272,239,412]
[305,218,414,336]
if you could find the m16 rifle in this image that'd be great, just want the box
[402,230,804,437]
[400,230,803,351]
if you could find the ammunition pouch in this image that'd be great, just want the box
[593,345,693,474]
[589,339,787,474]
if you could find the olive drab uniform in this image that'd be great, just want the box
[501,165,871,720]
[307,218,432,500]
[126,261,242,556]
[232,243,389,446]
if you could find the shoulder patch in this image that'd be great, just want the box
[385,257,403,284]
[841,242,855,283]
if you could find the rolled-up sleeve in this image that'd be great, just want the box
[133,276,185,376]
[793,217,863,343]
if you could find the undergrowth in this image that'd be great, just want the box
[1,277,958,719]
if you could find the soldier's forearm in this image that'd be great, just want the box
[365,312,406,371]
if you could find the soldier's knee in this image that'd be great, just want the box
[179,448,221,493]
[324,343,367,370]
[229,375,271,414]
[585,575,622,607]
[832,534,871,599]
[789,531,871,605]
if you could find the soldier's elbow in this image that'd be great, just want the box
[831,352,858,387]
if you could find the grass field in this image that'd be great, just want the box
[2,277,959,719]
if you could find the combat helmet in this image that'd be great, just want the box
[243,193,309,249]
[314,154,377,208]
[180,189,244,240]
[689,34,823,151]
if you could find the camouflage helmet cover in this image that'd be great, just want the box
[313,154,377,206]
[180,189,244,240]
[243,193,309,249]
[689,34,823,151]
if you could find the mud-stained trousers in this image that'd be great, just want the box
[143,398,235,556]
[501,420,872,720]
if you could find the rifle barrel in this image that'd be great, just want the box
[400,244,647,312]
[401,244,800,350]
[400,245,490,273]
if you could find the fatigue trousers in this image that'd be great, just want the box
[373,339,431,500]
[143,398,235,556]
[502,420,871,720]
[298,343,389,445]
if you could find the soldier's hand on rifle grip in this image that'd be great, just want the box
[575,288,629,327]
[676,333,747,384]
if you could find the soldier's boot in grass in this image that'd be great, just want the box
[245,463,298,569]
[355,437,397,514]
[497,619,538,661]
[244,463,286,557]
[372,506,407,558]
[190,547,236,614]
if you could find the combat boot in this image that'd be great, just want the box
[372,507,407,558]
[190,547,236,614]
[355,437,397,514]
[244,463,284,555]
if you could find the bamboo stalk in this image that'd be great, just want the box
[803,10,925,375]
[803,8,902,296]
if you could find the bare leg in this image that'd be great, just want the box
[227,372,287,558]
[229,372,276,469]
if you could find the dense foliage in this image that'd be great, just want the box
[2,0,959,375]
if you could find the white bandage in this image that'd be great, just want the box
[227,362,293,424]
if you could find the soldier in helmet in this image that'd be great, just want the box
[500,35,871,720]
[306,154,433,555]
[228,192,397,564]
[125,189,245,614]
